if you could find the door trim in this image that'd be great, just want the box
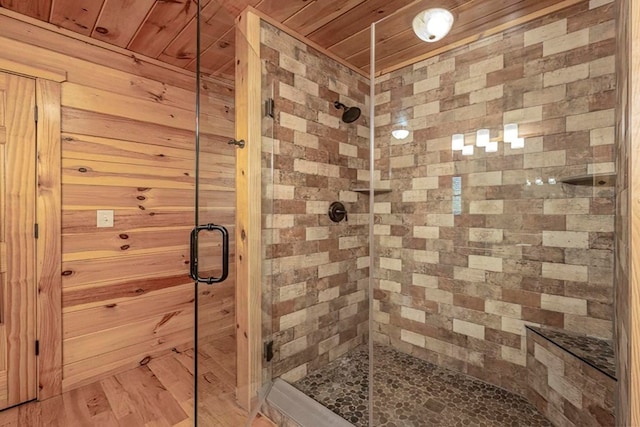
[1,63,63,401]
[35,78,62,400]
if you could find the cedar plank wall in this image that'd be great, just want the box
[0,11,236,392]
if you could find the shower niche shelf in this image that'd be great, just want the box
[351,187,393,195]
[558,173,616,187]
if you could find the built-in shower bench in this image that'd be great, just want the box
[525,326,616,427]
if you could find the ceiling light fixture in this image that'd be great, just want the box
[412,8,454,43]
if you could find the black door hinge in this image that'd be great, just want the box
[264,340,274,362]
[34,223,39,239]
[34,105,38,123]
[35,340,39,356]
[265,98,274,118]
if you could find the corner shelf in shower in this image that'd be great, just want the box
[351,187,393,195]
[558,173,616,187]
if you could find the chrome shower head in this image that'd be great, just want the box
[334,101,361,123]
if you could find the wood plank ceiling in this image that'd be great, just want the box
[0,0,578,81]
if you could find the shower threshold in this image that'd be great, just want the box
[292,345,551,427]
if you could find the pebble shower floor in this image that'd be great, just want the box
[294,345,551,427]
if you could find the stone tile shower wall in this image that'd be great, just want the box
[260,21,371,382]
[373,0,615,396]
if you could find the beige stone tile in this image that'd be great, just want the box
[566,215,614,232]
[541,293,587,315]
[453,267,486,282]
[549,374,583,409]
[426,214,454,227]
[380,279,401,293]
[566,109,615,131]
[542,262,588,282]
[318,286,340,303]
[272,184,295,199]
[305,200,326,214]
[280,336,308,358]
[544,64,589,87]
[414,101,440,117]
[402,306,426,323]
[318,335,340,354]
[454,103,487,121]
[339,303,359,320]
[590,20,615,44]
[543,29,589,56]
[524,150,567,168]
[544,198,590,214]
[455,75,487,94]
[401,329,425,347]
[469,56,504,77]
[588,162,615,175]
[469,228,503,243]
[374,202,391,214]
[374,224,391,235]
[279,53,306,75]
[413,76,441,94]
[280,364,307,383]
[339,236,360,249]
[468,171,502,186]
[524,19,567,46]
[502,317,535,336]
[470,85,504,104]
[375,90,391,105]
[428,57,455,77]
[391,154,415,168]
[318,261,345,278]
[523,85,567,107]
[373,310,390,325]
[339,142,358,157]
[426,288,454,305]
[427,161,454,176]
[279,82,306,104]
[380,257,402,271]
[501,345,527,366]
[280,112,307,132]
[590,126,614,146]
[294,130,319,149]
[469,200,504,214]
[565,315,613,339]
[534,342,564,373]
[590,56,615,78]
[469,255,503,272]
[503,106,543,124]
[486,299,521,318]
[412,249,439,264]
[413,273,439,288]
[414,226,439,239]
[542,231,589,248]
[402,190,427,202]
[453,319,485,339]
[412,176,439,189]
[280,282,307,301]
[380,235,403,248]
[589,0,613,8]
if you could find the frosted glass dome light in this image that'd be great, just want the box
[392,129,410,140]
[413,8,454,43]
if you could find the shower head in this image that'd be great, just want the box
[334,101,361,123]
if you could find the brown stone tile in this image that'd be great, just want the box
[522,307,564,328]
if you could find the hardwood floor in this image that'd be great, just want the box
[0,335,268,427]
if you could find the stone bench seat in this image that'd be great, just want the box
[526,326,616,427]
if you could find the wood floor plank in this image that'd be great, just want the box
[0,335,277,426]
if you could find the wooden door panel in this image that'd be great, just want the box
[0,71,37,409]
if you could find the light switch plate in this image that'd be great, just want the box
[97,210,114,228]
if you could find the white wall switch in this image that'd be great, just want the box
[97,210,114,228]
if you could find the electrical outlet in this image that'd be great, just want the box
[97,210,114,228]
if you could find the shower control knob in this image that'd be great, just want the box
[328,202,348,223]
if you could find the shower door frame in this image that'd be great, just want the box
[234,8,264,411]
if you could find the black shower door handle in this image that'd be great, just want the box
[190,223,229,284]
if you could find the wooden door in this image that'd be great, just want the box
[0,71,37,409]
